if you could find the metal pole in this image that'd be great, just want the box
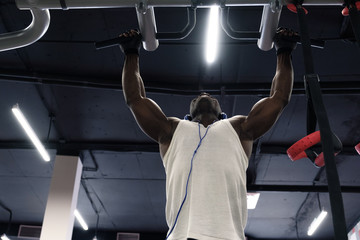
[257,3,282,51]
[136,4,159,51]
[0,8,50,52]
[16,0,344,10]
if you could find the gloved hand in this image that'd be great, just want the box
[119,29,142,55]
[273,27,298,55]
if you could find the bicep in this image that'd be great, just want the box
[243,96,287,140]
[128,97,173,142]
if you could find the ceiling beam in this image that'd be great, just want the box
[0,141,358,155]
[1,70,360,95]
[247,184,360,193]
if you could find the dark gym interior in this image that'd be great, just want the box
[0,1,359,239]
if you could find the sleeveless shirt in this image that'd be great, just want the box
[162,119,249,240]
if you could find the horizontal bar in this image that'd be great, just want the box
[220,7,261,41]
[0,141,358,155]
[16,0,344,10]
[1,70,360,95]
[0,141,160,152]
[156,7,196,40]
[247,184,360,193]
[260,144,358,155]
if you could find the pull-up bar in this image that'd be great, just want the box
[0,0,341,52]
[16,0,344,9]
[0,8,50,52]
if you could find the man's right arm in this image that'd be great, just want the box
[122,54,177,145]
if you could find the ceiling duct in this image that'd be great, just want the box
[116,232,140,240]
[17,225,41,239]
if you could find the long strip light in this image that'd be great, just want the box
[307,210,328,236]
[74,209,89,231]
[205,5,220,64]
[12,104,50,162]
[1,233,10,240]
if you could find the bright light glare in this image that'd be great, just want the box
[205,6,220,64]
[247,193,260,209]
[74,209,89,231]
[307,210,328,236]
[12,104,50,162]
[1,233,10,240]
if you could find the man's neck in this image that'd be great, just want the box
[192,114,219,127]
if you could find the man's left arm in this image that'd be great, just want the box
[241,51,294,141]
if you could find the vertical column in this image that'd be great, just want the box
[40,155,83,240]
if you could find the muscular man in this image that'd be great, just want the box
[120,28,297,240]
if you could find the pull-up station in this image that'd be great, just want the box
[1,0,342,53]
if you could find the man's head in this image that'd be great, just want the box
[189,93,223,120]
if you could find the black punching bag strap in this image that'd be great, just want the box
[343,0,360,47]
[294,2,317,134]
[292,2,348,240]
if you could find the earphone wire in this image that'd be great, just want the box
[165,122,213,239]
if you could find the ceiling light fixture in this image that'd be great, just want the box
[12,104,50,162]
[1,233,10,240]
[74,209,89,231]
[205,5,220,64]
[246,192,260,209]
[307,210,328,236]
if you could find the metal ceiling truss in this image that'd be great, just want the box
[1,70,360,95]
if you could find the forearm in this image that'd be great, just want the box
[122,54,146,105]
[270,52,294,103]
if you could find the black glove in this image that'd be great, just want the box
[119,29,142,55]
[273,27,298,55]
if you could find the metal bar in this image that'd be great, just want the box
[156,7,197,40]
[220,7,261,41]
[2,71,360,95]
[261,144,358,155]
[247,184,360,193]
[0,141,160,152]
[136,5,159,51]
[0,8,50,52]
[16,0,344,10]
[257,3,282,51]
[1,141,359,155]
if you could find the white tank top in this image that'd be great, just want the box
[162,119,249,240]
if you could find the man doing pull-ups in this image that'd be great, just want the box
[119,27,297,240]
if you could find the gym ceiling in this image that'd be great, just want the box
[0,0,359,239]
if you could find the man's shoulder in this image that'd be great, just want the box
[160,117,180,141]
[167,117,181,127]
[227,115,252,140]
[228,115,247,124]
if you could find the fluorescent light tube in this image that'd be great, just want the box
[307,210,328,236]
[12,104,50,162]
[205,5,220,64]
[1,233,10,240]
[74,209,88,231]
